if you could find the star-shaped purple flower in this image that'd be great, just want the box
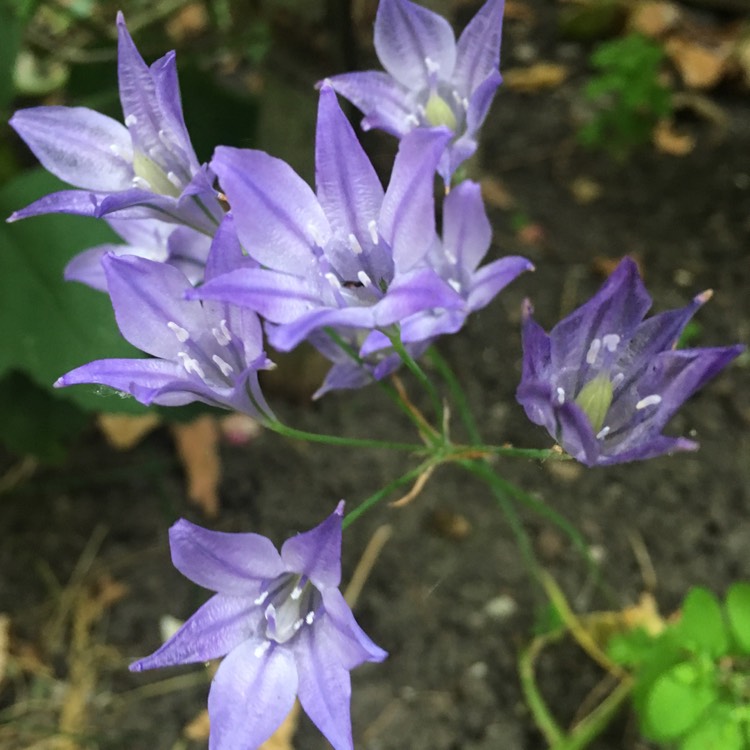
[9,13,221,233]
[326,0,505,181]
[516,258,744,466]
[130,503,386,750]
[55,216,274,417]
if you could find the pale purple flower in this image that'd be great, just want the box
[55,216,273,417]
[192,84,470,394]
[9,13,221,233]
[326,0,505,181]
[64,217,211,292]
[516,258,744,466]
[130,503,386,750]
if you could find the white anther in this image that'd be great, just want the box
[636,394,662,410]
[406,114,420,127]
[253,641,271,658]
[348,233,363,255]
[212,319,232,346]
[254,591,269,606]
[293,619,304,632]
[132,176,152,191]
[556,387,565,404]
[444,248,457,264]
[212,355,234,377]
[602,333,620,352]
[178,352,206,380]
[307,222,326,248]
[167,321,190,343]
[357,270,372,288]
[612,372,624,387]
[596,426,611,439]
[585,338,601,365]
[291,584,303,601]
[124,114,138,127]
[325,272,341,289]
[305,611,315,625]
[368,220,379,245]
[425,56,440,75]
[448,278,462,293]
[167,171,182,189]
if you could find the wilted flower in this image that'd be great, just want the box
[326,0,505,181]
[130,503,386,750]
[9,13,221,233]
[516,258,743,466]
[55,217,274,417]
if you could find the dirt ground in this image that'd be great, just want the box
[2,1,749,749]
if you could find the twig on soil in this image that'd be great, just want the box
[389,465,435,508]
[344,525,393,608]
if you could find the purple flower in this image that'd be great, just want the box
[55,216,274,417]
[192,85,470,393]
[64,217,211,292]
[9,13,221,233]
[130,503,386,750]
[516,258,744,466]
[326,0,505,181]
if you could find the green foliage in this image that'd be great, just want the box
[608,584,750,749]
[579,33,672,156]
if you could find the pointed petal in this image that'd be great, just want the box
[454,0,505,95]
[325,72,414,136]
[10,107,133,191]
[443,181,490,273]
[169,519,284,594]
[466,255,533,311]
[465,70,502,134]
[315,85,384,247]
[519,300,551,384]
[322,588,388,667]
[268,307,376,353]
[130,593,260,670]
[398,308,466,342]
[379,128,451,272]
[64,242,167,291]
[211,146,328,273]
[54,357,182,396]
[208,641,298,750]
[295,626,354,750]
[312,360,374,399]
[8,189,100,221]
[280,503,344,589]
[374,0,456,89]
[204,214,248,281]
[597,435,698,465]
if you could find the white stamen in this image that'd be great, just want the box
[254,641,271,658]
[368,220,379,245]
[556,387,565,404]
[132,176,152,190]
[444,248,457,264]
[416,104,426,118]
[425,56,440,75]
[602,333,620,352]
[348,233,363,254]
[612,372,624,387]
[291,584,303,601]
[305,611,315,625]
[178,352,206,380]
[254,591,269,606]
[124,114,138,127]
[325,272,341,289]
[307,222,325,248]
[596,426,611,439]
[448,279,461,293]
[167,171,182,189]
[357,270,372,288]
[406,114,420,127]
[585,338,601,365]
[167,321,190,343]
[212,319,232,346]
[293,619,304,632]
[636,394,662,410]
[212,355,234,377]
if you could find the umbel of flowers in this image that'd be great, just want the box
[6,0,743,748]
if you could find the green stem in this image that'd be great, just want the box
[427,346,480,443]
[457,444,566,461]
[343,461,436,529]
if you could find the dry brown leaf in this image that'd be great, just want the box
[504,0,535,23]
[653,118,696,155]
[665,36,729,89]
[569,176,602,205]
[0,614,9,685]
[592,254,644,279]
[184,709,211,741]
[503,62,568,92]
[220,412,263,445]
[166,3,209,43]
[171,415,222,517]
[480,176,516,210]
[628,1,681,38]
[517,222,545,246]
[97,412,161,450]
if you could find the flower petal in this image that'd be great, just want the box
[466,255,533,312]
[208,640,298,750]
[169,519,284,594]
[129,593,260,670]
[453,0,505,95]
[374,0,457,89]
[280,503,344,589]
[443,181,491,273]
[54,357,183,396]
[10,107,133,191]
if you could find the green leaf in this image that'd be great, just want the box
[677,587,730,657]
[726,583,750,656]
[608,627,660,667]
[644,661,718,741]
[681,701,744,750]
[0,168,146,414]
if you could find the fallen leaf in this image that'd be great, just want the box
[166,3,209,43]
[628,1,681,38]
[569,176,602,205]
[504,0,535,23]
[665,36,729,89]
[653,118,695,155]
[480,176,516,210]
[503,62,568,92]
[184,709,211,741]
[220,412,263,445]
[97,412,161,450]
[592,254,644,279]
[171,415,222,517]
